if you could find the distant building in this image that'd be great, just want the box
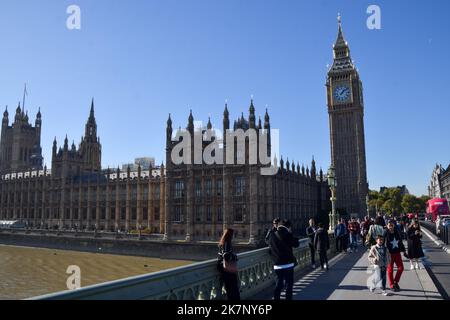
[439,165,450,202]
[429,164,445,199]
[380,185,410,196]
[1,104,43,174]
[122,157,155,171]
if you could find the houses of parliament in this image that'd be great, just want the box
[0,18,369,242]
[0,97,330,242]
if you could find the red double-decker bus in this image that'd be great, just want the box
[427,198,450,221]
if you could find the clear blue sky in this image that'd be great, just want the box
[0,0,449,196]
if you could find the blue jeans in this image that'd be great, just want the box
[350,234,358,250]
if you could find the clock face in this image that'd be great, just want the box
[333,85,351,102]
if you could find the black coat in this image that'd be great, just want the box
[314,228,330,252]
[268,226,300,266]
[407,226,424,259]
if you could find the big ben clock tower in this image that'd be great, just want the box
[327,15,368,217]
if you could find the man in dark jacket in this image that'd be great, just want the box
[334,218,347,253]
[314,223,330,270]
[268,219,299,300]
[306,218,317,268]
[265,218,280,245]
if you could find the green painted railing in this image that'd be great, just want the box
[30,234,335,300]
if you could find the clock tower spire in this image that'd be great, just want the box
[327,15,368,217]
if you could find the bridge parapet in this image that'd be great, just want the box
[31,235,335,300]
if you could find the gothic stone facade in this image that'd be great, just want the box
[0,100,329,243]
[0,102,166,234]
[164,102,330,242]
[327,19,368,216]
[0,104,43,174]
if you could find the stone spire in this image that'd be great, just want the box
[249,98,256,128]
[166,113,172,147]
[223,101,230,131]
[207,116,212,130]
[330,14,354,73]
[187,109,194,134]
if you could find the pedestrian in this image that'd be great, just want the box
[265,218,280,244]
[407,219,424,270]
[217,228,240,300]
[334,218,347,253]
[343,219,350,252]
[306,218,317,268]
[268,219,300,300]
[361,216,372,247]
[385,220,406,292]
[314,222,330,270]
[376,212,386,227]
[366,216,385,248]
[348,217,360,253]
[368,235,391,296]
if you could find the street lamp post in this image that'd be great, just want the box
[366,194,370,218]
[328,166,338,231]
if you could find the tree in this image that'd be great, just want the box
[401,194,418,214]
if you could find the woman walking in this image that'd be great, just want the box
[407,219,424,270]
[217,229,240,300]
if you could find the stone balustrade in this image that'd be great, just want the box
[30,234,335,300]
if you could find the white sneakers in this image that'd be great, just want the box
[410,262,422,270]
[382,290,389,296]
[410,264,415,270]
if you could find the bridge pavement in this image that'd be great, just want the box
[277,248,443,300]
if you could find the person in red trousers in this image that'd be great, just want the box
[384,220,407,292]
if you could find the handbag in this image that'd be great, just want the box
[223,257,238,274]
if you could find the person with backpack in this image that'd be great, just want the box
[306,218,317,268]
[385,220,406,292]
[334,218,347,253]
[217,228,240,300]
[268,219,300,300]
[314,222,330,270]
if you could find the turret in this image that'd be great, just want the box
[2,106,8,128]
[223,102,230,131]
[52,137,57,157]
[166,113,172,148]
[187,110,194,134]
[249,98,256,129]
[311,156,317,180]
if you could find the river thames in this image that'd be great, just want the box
[0,244,193,300]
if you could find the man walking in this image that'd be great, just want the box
[306,218,317,268]
[268,220,300,300]
[334,218,347,253]
[314,223,330,270]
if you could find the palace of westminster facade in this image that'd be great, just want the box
[0,98,330,242]
[0,19,369,242]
